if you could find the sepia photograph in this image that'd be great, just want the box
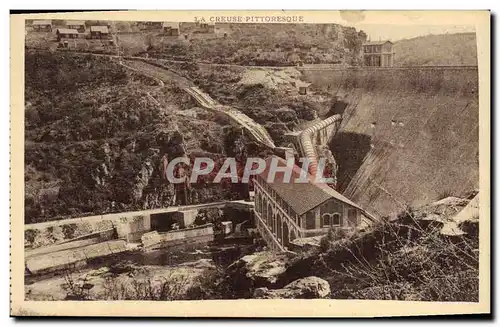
[10,10,490,317]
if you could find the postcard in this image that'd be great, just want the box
[10,10,490,317]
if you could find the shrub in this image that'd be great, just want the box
[319,208,479,301]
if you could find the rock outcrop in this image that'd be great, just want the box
[224,251,294,296]
[409,195,479,238]
[440,194,479,237]
[253,276,331,299]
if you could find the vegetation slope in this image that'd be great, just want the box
[394,33,477,66]
[24,52,268,223]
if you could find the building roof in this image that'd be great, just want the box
[32,20,52,26]
[162,22,180,29]
[90,26,109,33]
[56,28,79,34]
[258,156,364,216]
[66,20,85,26]
[363,41,393,46]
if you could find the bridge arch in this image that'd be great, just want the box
[282,220,290,247]
[272,211,277,236]
[290,228,297,242]
[262,197,268,222]
[276,212,283,242]
[255,193,260,213]
[267,203,274,228]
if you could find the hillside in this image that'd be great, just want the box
[24,52,273,223]
[25,21,368,66]
[393,33,477,66]
[142,23,367,66]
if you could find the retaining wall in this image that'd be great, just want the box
[26,240,129,275]
[141,224,215,248]
[25,201,251,248]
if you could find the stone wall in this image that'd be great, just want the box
[141,224,215,248]
[163,224,214,243]
[25,209,157,248]
[301,66,478,97]
[25,202,253,249]
[172,210,198,228]
[26,240,129,275]
[115,215,150,242]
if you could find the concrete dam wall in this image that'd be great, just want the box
[302,67,479,217]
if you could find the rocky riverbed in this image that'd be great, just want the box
[25,240,257,301]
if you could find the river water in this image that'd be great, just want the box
[25,237,259,300]
[106,237,255,267]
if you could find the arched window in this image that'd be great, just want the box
[332,213,341,226]
[322,213,331,227]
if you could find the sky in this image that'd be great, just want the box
[352,24,476,42]
[334,11,478,42]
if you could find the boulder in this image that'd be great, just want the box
[253,276,331,299]
[224,251,292,296]
[427,197,470,212]
[441,194,479,237]
[412,195,479,237]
